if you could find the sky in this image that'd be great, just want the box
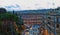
[0,0,60,10]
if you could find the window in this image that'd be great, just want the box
[56,24,59,28]
[48,22,50,24]
[57,18,60,23]
[48,17,51,19]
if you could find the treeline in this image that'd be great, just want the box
[0,8,26,35]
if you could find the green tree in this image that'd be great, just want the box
[0,8,6,14]
[0,12,25,35]
[0,12,18,35]
[0,8,24,35]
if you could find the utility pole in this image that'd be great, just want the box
[13,10,14,14]
[54,16,56,35]
[52,2,57,35]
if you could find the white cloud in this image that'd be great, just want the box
[0,0,60,10]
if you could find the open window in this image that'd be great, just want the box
[56,24,59,28]
[48,17,51,19]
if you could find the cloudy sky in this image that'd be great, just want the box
[0,0,60,10]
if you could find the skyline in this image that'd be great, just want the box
[0,0,60,10]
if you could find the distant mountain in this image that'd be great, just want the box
[14,7,60,14]
[10,9,53,15]
[6,8,51,12]
[7,7,60,17]
[9,7,60,14]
